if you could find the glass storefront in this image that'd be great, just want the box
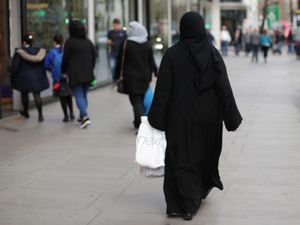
[25,0,87,49]
[172,0,187,45]
[94,0,132,83]
[149,0,169,54]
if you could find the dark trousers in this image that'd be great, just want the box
[261,46,269,60]
[59,96,74,119]
[21,92,43,117]
[252,45,259,62]
[129,94,145,128]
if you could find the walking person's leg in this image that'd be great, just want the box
[110,55,117,83]
[264,47,269,63]
[32,92,43,122]
[20,92,29,118]
[221,41,225,55]
[224,42,228,56]
[129,94,145,129]
[66,95,74,120]
[82,84,89,110]
[254,45,259,62]
[72,85,90,128]
[60,96,69,122]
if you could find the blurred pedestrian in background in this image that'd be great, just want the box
[11,33,49,122]
[234,28,243,56]
[62,20,96,129]
[148,12,242,221]
[260,29,272,63]
[250,28,260,63]
[273,30,284,55]
[44,34,74,122]
[287,30,294,54]
[107,18,127,84]
[115,21,157,130]
[243,28,252,56]
[206,28,215,45]
[220,25,231,56]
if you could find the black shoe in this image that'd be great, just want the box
[183,212,193,221]
[20,111,30,118]
[70,114,75,121]
[183,200,202,221]
[38,115,44,122]
[62,117,69,122]
[76,117,83,124]
[79,117,91,129]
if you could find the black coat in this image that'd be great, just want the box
[115,40,157,94]
[148,43,242,211]
[11,47,49,93]
[61,37,96,87]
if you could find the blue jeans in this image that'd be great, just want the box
[109,55,117,81]
[221,41,229,56]
[72,84,89,119]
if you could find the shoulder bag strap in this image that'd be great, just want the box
[119,39,127,80]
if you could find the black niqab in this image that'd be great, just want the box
[69,20,86,38]
[179,12,219,92]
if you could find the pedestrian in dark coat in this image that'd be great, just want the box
[115,21,157,129]
[11,33,49,122]
[148,12,242,221]
[61,20,96,129]
[44,34,74,122]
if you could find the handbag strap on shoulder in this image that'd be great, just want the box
[119,39,127,80]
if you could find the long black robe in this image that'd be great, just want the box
[148,43,242,214]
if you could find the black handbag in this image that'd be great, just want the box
[117,79,125,94]
[117,40,127,94]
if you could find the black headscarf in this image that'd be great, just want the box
[180,12,220,92]
[69,20,86,38]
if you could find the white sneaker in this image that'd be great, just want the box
[79,117,91,129]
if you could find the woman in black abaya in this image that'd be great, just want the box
[148,12,242,221]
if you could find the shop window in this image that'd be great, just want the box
[25,0,87,49]
[149,0,168,53]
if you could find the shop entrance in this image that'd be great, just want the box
[221,9,247,38]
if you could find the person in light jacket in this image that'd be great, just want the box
[220,25,231,56]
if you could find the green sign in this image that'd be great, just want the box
[267,4,280,28]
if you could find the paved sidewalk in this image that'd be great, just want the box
[1,53,300,225]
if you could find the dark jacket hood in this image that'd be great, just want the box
[69,20,86,38]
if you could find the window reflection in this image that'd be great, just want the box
[26,0,87,48]
[149,0,168,54]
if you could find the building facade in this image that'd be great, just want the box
[0,0,259,118]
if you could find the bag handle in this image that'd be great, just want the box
[119,39,127,80]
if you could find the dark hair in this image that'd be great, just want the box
[113,18,120,24]
[69,20,86,38]
[22,33,34,46]
[53,34,64,52]
[53,34,64,45]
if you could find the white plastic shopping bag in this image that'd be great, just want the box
[136,116,167,169]
[139,166,164,178]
